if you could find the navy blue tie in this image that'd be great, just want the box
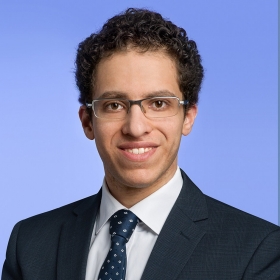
[98,209,139,280]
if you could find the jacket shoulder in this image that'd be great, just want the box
[204,194,279,237]
[2,194,101,279]
[18,193,100,231]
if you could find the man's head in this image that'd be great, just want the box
[76,8,204,206]
[75,8,204,111]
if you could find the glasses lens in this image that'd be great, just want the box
[93,99,129,119]
[142,97,179,118]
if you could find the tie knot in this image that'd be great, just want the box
[109,209,139,242]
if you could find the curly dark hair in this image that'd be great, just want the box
[75,8,204,111]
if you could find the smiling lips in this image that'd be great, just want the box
[124,147,153,155]
[118,142,158,160]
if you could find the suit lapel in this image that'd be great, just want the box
[141,170,208,280]
[57,190,102,280]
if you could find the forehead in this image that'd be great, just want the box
[93,50,182,99]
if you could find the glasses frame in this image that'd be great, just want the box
[86,96,189,119]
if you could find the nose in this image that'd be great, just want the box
[121,104,152,137]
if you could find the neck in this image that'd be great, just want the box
[104,167,177,208]
[106,183,161,208]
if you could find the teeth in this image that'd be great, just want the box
[126,147,152,154]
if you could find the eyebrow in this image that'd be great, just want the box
[97,90,177,99]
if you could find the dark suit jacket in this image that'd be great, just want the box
[2,170,280,279]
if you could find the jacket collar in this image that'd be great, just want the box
[57,189,102,280]
[141,169,208,280]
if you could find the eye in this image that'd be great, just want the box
[149,99,169,110]
[154,100,165,108]
[103,101,126,112]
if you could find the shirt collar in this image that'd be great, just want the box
[96,167,183,235]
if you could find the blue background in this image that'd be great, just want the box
[0,0,278,267]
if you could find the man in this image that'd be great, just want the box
[2,8,280,280]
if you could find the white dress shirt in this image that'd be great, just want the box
[85,167,183,280]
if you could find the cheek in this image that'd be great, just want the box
[93,122,120,152]
[92,123,108,152]
[157,118,184,139]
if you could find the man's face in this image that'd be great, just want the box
[80,50,197,197]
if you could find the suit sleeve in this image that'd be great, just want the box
[1,222,23,280]
[243,228,280,280]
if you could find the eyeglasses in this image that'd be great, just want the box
[86,96,188,120]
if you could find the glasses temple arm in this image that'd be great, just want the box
[179,100,189,106]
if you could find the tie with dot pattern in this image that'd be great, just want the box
[98,209,139,280]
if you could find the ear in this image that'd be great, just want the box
[78,105,95,140]
[182,105,198,136]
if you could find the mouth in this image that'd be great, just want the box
[124,147,153,155]
[118,142,158,160]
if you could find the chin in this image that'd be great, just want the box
[117,170,163,189]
